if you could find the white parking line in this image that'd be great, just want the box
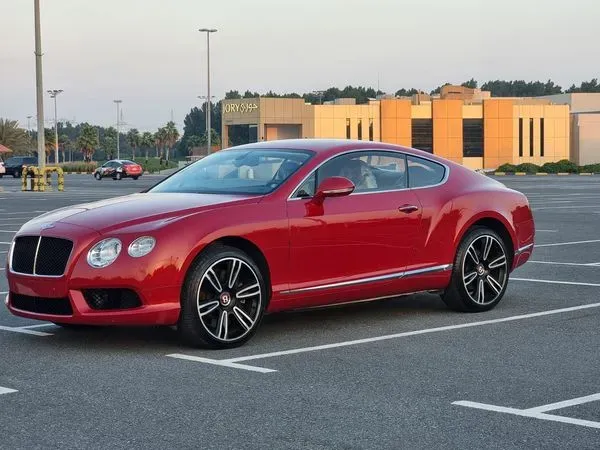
[16,323,55,330]
[453,393,600,429]
[533,206,600,211]
[536,230,557,233]
[0,387,18,395]
[0,242,11,245]
[512,278,600,287]
[528,260,600,267]
[0,325,53,336]
[168,302,600,373]
[0,230,17,233]
[535,239,600,248]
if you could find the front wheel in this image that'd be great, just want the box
[115,172,122,181]
[94,172,102,180]
[442,227,510,312]
[178,245,267,349]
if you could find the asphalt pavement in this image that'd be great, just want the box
[0,174,599,449]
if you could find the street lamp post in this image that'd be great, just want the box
[114,100,122,159]
[199,28,217,155]
[197,95,215,155]
[34,0,45,170]
[48,89,63,164]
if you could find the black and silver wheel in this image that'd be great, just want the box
[442,227,509,312]
[94,172,102,180]
[13,171,20,178]
[178,245,267,349]
[115,172,122,180]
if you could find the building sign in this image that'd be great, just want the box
[223,102,259,114]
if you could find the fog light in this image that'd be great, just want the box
[128,236,156,258]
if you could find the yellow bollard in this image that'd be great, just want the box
[42,166,65,192]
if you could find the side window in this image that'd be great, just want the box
[407,155,445,188]
[318,151,407,193]
[293,172,316,198]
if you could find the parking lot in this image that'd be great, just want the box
[0,174,599,448]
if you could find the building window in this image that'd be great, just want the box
[369,119,374,141]
[462,119,484,157]
[519,118,523,157]
[346,119,351,139]
[412,119,433,153]
[357,119,362,140]
[540,118,545,157]
[529,118,534,157]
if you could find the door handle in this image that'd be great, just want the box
[398,204,419,214]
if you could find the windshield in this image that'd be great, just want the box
[149,148,313,195]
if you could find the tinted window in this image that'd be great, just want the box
[6,157,23,165]
[293,150,407,198]
[150,149,312,195]
[407,155,445,188]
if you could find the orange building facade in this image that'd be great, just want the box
[221,87,570,170]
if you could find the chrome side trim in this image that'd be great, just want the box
[403,264,453,278]
[281,264,453,294]
[287,148,450,201]
[515,243,534,256]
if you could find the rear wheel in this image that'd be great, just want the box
[178,245,267,349]
[115,172,122,180]
[13,171,20,178]
[442,227,509,312]
[132,176,139,180]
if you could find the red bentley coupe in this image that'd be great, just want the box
[5,140,535,348]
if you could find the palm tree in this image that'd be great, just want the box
[44,128,56,164]
[0,118,30,154]
[59,134,71,163]
[140,131,154,161]
[102,127,118,160]
[126,128,141,161]
[163,121,179,162]
[154,128,164,158]
[186,135,203,156]
[77,123,99,162]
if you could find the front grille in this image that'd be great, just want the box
[11,236,73,276]
[10,293,73,315]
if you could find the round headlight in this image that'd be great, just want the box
[128,236,156,258]
[87,238,122,268]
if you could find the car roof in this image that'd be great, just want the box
[224,139,451,165]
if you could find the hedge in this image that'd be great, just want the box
[497,160,599,174]
[59,159,178,174]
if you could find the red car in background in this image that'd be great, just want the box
[5,140,535,349]
[94,159,142,180]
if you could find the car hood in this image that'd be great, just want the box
[28,193,261,233]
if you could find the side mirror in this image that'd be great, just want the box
[315,176,355,200]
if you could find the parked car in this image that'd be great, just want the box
[3,156,38,178]
[94,160,143,180]
[5,139,535,349]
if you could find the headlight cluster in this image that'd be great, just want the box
[87,236,155,268]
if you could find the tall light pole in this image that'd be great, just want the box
[48,89,63,164]
[34,0,45,169]
[114,100,122,159]
[199,28,217,155]
[197,95,215,155]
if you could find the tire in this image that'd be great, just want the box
[13,171,20,178]
[132,176,139,180]
[94,172,102,180]
[178,244,268,349]
[442,227,510,312]
[115,172,122,180]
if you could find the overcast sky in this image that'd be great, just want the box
[1,0,598,132]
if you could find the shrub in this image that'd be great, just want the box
[138,158,178,173]
[540,162,559,173]
[580,164,600,174]
[554,159,579,173]
[515,163,540,174]
[497,163,517,173]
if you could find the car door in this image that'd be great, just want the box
[286,150,422,296]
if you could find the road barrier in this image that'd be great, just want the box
[21,166,65,192]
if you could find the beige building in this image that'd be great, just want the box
[222,87,574,169]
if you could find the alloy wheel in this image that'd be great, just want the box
[196,257,262,342]
[462,235,508,305]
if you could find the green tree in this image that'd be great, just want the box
[163,121,179,161]
[199,129,221,149]
[186,135,203,155]
[44,128,56,163]
[59,134,71,163]
[140,131,154,161]
[0,118,30,155]
[77,123,99,162]
[566,78,600,93]
[102,127,118,160]
[461,78,478,89]
[126,128,141,160]
[395,88,420,97]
